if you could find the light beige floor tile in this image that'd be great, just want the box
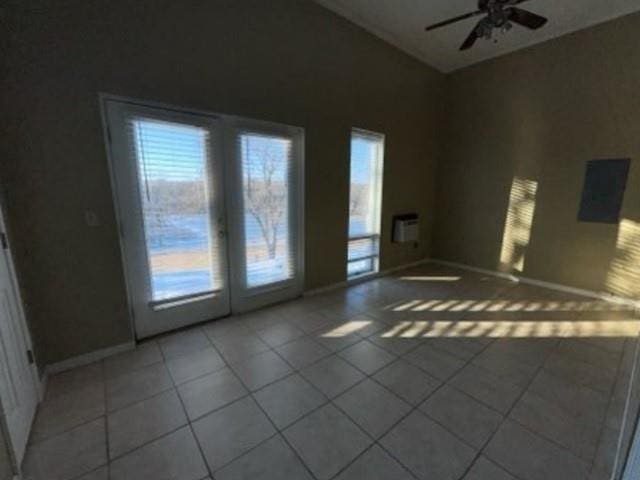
[485,420,590,480]
[158,328,211,359]
[45,362,104,400]
[76,465,109,480]
[312,323,363,352]
[543,352,615,394]
[527,369,608,423]
[420,385,503,449]
[177,367,248,420]
[509,391,601,460]
[229,350,293,391]
[107,389,188,458]
[288,311,335,334]
[210,331,271,364]
[214,434,313,480]
[165,347,225,385]
[334,445,414,480]
[335,379,411,438]
[192,396,275,471]
[254,374,326,429]
[463,456,516,480]
[472,348,539,387]
[283,404,372,480]
[23,418,107,480]
[368,335,424,356]
[380,411,477,480]
[300,355,365,398]
[404,344,466,380]
[30,382,105,443]
[275,336,331,369]
[338,340,396,375]
[109,426,207,480]
[106,362,173,412]
[256,321,305,347]
[423,337,487,361]
[373,359,441,405]
[448,364,523,414]
[104,342,163,379]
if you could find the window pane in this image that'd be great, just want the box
[348,130,384,277]
[240,133,293,288]
[348,259,374,277]
[132,118,220,301]
[348,237,378,261]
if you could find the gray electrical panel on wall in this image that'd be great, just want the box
[578,159,630,224]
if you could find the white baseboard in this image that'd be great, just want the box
[45,341,135,376]
[431,258,640,309]
[304,258,430,297]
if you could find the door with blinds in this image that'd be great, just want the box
[225,120,304,313]
[104,100,231,338]
[104,98,304,337]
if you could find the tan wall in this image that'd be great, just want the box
[434,12,640,299]
[0,0,445,365]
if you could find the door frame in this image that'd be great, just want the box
[0,190,42,472]
[101,99,233,339]
[224,117,305,313]
[99,93,305,336]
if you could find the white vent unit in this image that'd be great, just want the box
[393,213,419,243]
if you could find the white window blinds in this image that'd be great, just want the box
[348,129,384,277]
[129,117,222,301]
[238,132,295,288]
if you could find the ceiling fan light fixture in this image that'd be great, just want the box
[425,0,548,51]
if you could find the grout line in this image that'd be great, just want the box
[29,264,636,480]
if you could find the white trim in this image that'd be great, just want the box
[45,341,135,376]
[430,258,640,309]
[304,258,430,297]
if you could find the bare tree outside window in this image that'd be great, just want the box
[243,137,288,260]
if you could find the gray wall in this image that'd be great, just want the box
[0,0,445,366]
[434,12,640,299]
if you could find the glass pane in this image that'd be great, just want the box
[240,133,293,288]
[132,118,220,301]
[348,131,383,278]
[349,135,382,236]
[348,237,378,261]
[348,258,374,277]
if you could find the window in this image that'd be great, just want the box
[239,132,294,288]
[132,117,222,302]
[348,129,384,277]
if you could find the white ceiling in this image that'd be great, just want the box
[314,0,640,72]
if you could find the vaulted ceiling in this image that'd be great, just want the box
[314,0,640,72]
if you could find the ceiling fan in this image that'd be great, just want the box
[425,0,548,51]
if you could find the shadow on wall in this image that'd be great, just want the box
[498,177,538,273]
[606,219,640,299]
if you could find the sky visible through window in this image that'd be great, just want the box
[348,133,383,277]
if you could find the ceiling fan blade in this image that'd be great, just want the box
[507,7,548,29]
[459,26,480,51]
[426,10,483,31]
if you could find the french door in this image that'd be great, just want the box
[0,203,39,466]
[103,98,304,338]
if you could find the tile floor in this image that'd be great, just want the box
[21,264,640,480]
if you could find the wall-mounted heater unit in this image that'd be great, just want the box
[393,213,419,243]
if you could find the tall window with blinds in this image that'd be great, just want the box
[239,132,294,288]
[131,117,222,302]
[348,129,384,277]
